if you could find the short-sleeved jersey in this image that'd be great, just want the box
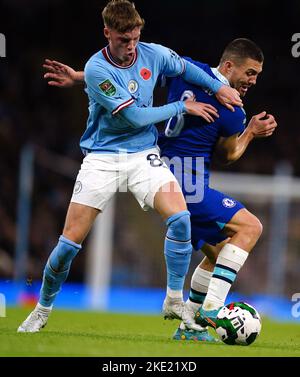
[158,57,246,186]
[81,42,186,154]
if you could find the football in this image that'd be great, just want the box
[215,302,262,346]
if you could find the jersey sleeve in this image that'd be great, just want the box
[218,107,246,137]
[84,60,134,115]
[154,44,186,77]
[119,101,185,128]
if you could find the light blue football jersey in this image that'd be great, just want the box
[81,42,186,154]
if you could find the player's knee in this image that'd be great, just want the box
[255,218,263,238]
[201,244,218,265]
[62,226,84,245]
[243,216,263,242]
[201,254,216,269]
[250,216,263,240]
[166,210,191,242]
[207,253,217,265]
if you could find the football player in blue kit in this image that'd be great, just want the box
[17,1,242,333]
[158,38,278,341]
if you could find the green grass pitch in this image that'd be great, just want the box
[0,307,300,357]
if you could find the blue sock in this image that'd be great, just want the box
[164,210,192,291]
[39,235,81,307]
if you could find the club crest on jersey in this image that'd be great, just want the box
[128,79,139,94]
[222,198,236,208]
[99,79,116,96]
[140,68,152,80]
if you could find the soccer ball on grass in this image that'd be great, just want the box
[215,302,261,346]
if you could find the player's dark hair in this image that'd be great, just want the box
[102,0,145,33]
[220,38,264,65]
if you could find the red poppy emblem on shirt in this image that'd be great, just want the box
[140,68,152,80]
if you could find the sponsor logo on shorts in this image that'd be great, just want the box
[128,79,139,94]
[99,79,116,96]
[222,198,236,208]
[74,181,82,194]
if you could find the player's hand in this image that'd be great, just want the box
[247,111,278,138]
[43,59,84,88]
[215,85,243,112]
[184,99,219,123]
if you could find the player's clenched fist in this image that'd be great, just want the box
[248,111,278,138]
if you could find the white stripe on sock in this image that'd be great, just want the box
[191,267,212,294]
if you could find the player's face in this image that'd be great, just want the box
[104,26,141,65]
[227,58,263,97]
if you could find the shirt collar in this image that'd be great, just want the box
[102,45,138,69]
[211,67,230,86]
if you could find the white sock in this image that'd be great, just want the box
[203,243,249,311]
[186,267,212,313]
[36,302,52,312]
[191,266,212,293]
[167,287,183,300]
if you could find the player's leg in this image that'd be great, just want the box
[38,202,100,309]
[18,153,120,332]
[17,203,100,333]
[128,150,198,329]
[186,243,220,313]
[153,181,197,327]
[173,243,221,341]
[154,181,191,298]
[182,187,233,317]
[197,208,263,328]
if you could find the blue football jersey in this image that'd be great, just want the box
[81,42,186,154]
[158,57,246,185]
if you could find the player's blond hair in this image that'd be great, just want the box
[102,0,145,33]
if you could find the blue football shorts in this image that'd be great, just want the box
[187,186,244,250]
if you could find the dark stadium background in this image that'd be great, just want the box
[0,0,299,305]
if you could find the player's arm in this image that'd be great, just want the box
[43,59,218,125]
[43,56,241,113]
[216,111,277,165]
[182,61,243,111]
[156,45,242,111]
[120,99,219,127]
[43,60,84,87]
[85,63,220,128]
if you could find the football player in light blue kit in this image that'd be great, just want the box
[18,0,242,333]
[158,39,277,341]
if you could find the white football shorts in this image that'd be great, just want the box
[70,148,179,211]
